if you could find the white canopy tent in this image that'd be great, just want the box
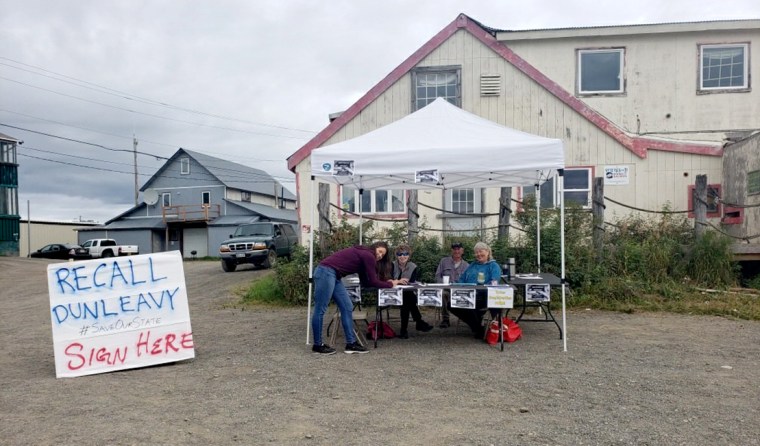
[307,98,569,351]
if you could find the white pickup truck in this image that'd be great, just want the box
[81,239,139,258]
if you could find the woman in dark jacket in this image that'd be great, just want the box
[311,241,406,355]
[392,244,433,338]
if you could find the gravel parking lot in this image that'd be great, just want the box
[1,256,759,445]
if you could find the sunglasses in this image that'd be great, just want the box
[396,252,410,256]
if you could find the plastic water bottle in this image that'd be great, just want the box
[477,272,485,284]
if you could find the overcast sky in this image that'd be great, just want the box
[2,0,759,223]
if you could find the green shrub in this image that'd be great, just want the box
[273,245,310,305]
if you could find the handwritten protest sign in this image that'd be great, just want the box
[47,251,194,378]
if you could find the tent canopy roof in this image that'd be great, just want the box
[310,98,564,190]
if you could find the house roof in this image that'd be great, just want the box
[224,200,298,224]
[0,132,19,142]
[287,13,722,172]
[143,148,296,201]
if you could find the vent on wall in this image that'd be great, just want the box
[481,74,501,96]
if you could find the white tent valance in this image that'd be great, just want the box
[311,98,564,190]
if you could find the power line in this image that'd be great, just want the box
[0,75,311,140]
[18,151,295,184]
[0,122,166,158]
[0,56,317,134]
[0,109,291,163]
[3,122,294,183]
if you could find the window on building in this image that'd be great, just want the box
[748,170,760,195]
[523,168,593,208]
[1,141,16,163]
[180,157,190,175]
[688,184,721,217]
[700,44,749,91]
[241,191,251,202]
[202,191,210,207]
[412,66,461,111]
[162,193,171,208]
[577,49,624,94]
[342,186,405,214]
[451,189,475,214]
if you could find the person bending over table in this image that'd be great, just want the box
[311,241,407,355]
[392,244,434,339]
[449,241,502,339]
[434,241,469,328]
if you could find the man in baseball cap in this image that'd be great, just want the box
[434,242,468,328]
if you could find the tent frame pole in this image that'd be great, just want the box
[358,187,364,245]
[535,179,541,273]
[306,176,316,345]
[559,169,567,352]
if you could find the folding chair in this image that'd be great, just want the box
[326,281,369,347]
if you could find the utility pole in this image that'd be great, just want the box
[133,135,139,206]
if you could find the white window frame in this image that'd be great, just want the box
[445,188,481,214]
[699,43,749,91]
[411,65,461,111]
[180,157,190,175]
[201,191,211,207]
[341,186,406,214]
[523,168,593,209]
[161,192,171,208]
[577,48,625,95]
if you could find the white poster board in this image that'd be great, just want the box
[450,288,476,309]
[487,286,514,308]
[604,165,630,185]
[47,251,194,378]
[526,284,551,303]
[378,288,403,306]
[417,288,443,307]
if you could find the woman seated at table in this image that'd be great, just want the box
[392,244,434,338]
[449,241,502,339]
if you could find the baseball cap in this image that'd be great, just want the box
[451,242,463,248]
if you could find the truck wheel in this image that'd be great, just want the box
[102,250,114,258]
[221,260,237,272]
[262,250,277,269]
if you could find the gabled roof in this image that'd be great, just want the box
[224,199,298,224]
[144,148,296,201]
[288,13,722,172]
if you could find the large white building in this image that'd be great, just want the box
[288,14,760,246]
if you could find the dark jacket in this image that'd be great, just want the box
[320,245,392,288]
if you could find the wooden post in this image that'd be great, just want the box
[694,175,707,240]
[318,183,331,254]
[408,190,418,245]
[592,177,604,260]
[498,187,511,240]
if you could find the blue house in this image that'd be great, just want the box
[78,148,297,258]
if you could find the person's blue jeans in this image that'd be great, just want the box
[312,265,356,346]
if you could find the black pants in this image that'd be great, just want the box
[400,290,423,332]
[446,290,496,335]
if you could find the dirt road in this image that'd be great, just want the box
[1,256,759,445]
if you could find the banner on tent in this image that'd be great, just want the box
[415,169,439,184]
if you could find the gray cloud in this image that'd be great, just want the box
[1,0,758,222]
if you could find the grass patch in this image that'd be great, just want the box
[240,271,293,306]
[569,286,760,320]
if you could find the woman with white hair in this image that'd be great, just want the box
[449,241,502,339]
